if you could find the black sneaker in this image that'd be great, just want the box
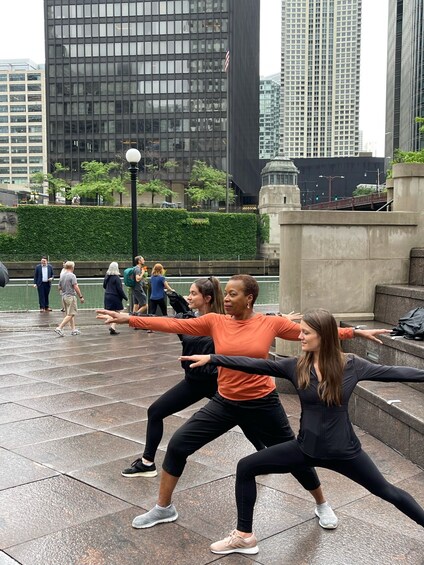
[121,458,158,478]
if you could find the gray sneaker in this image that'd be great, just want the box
[132,504,178,529]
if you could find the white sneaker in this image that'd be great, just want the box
[54,328,64,337]
[315,502,338,529]
[70,329,81,336]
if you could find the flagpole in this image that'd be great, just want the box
[225,50,230,213]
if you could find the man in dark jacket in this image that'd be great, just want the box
[33,256,54,312]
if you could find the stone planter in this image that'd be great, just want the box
[385,177,394,203]
[392,162,424,212]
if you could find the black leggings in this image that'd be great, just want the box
[235,440,424,532]
[143,377,217,462]
[149,297,167,316]
[162,392,320,494]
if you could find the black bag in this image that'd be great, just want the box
[392,307,424,340]
[167,291,191,314]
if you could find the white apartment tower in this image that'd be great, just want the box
[280,0,361,158]
[0,60,47,189]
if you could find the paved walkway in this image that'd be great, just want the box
[0,310,423,565]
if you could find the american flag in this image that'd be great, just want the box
[224,50,230,72]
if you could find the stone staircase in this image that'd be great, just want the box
[341,248,424,469]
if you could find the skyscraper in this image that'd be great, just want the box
[259,74,280,160]
[44,0,259,202]
[385,0,424,159]
[280,0,361,159]
[0,60,47,189]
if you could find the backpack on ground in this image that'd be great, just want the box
[123,266,136,288]
[392,307,424,340]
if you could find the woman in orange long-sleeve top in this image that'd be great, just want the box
[97,274,390,531]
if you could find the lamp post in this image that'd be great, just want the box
[125,148,141,261]
[318,175,345,202]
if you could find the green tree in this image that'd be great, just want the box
[69,161,127,204]
[352,186,375,197]
[138,178,177,206]
[386,117,424,177]
[185,160,235,206]
[138,159,178,205]
[30,162,70,203]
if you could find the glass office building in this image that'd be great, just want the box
[385,0,424,158]
[44,0,260,201]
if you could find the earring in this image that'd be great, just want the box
[247,303,250,309]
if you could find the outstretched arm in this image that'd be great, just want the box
[180,353,295,381]
[274,316,390,344]
[354,356,424,383]
[96,308,214,335]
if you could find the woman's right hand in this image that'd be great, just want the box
[179,354,211,368]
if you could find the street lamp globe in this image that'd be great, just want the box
[125,148,141,164]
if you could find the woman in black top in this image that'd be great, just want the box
[103,262,127,335]
[182,308,424,556]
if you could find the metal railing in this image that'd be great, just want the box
[0,276,280,312]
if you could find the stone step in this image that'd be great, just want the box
[410,247,424,285]
[374,284,424,326]
[349,380,424,469]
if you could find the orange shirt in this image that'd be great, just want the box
[129,313,354,401]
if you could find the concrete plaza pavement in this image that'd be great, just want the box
[0,309,423,565]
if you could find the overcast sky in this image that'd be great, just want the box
[0,0,388,155]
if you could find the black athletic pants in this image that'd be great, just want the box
[235,440,424,532]
[162,391,320,493]
[143,377,218,462]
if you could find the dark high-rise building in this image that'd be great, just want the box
[385,0,424,159]
[44,0,260,203]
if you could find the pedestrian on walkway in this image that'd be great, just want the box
[97,275,391,532]
[55,261,84,337]
[59,260,67,312]
[33,256,54,312]
[148,263,174,316]
[181,308,424,555]
[132,256,148,315]
[103,261,127,336]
